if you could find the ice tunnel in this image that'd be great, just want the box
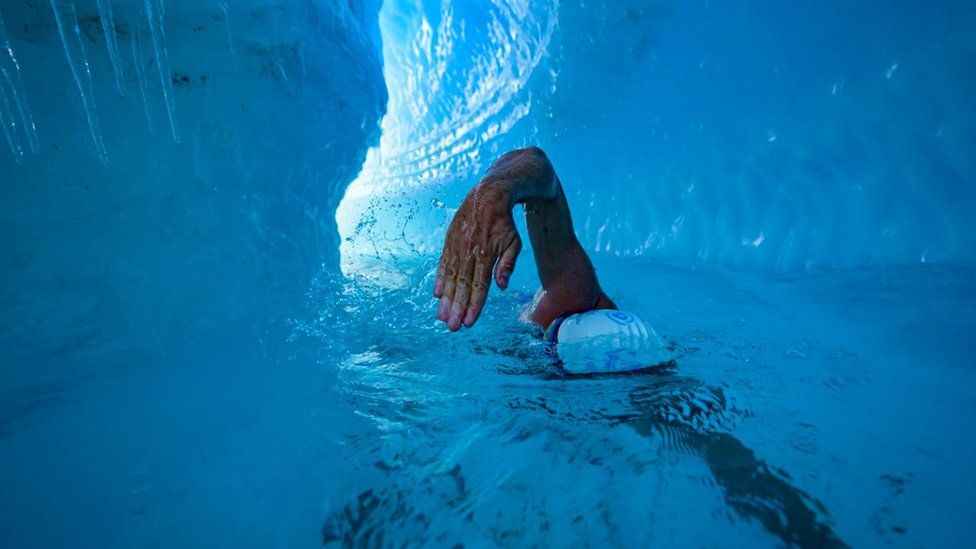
[1,0,975,547]
[338,0,976,275]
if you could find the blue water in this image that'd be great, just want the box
[2,0,976,547]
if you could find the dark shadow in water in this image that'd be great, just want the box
[321,310,848,547]
[615,371,848,548]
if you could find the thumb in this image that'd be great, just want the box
[494,234,522,290]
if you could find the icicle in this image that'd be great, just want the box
[219,2,236,56]
[1,68,39,156]
[50,0,108,163]
[130,23,154,132]
[0,80,24,162]
[144,0,179,143]
[132,23,153,131]
[95,0,125,96]
[0,6,39,155]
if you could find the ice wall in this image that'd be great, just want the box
[2,0,975,381]
[338,0,976,274]
[0,0,386,386]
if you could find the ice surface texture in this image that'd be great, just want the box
[1,0,387,385]
[1,2,976,546]
[1,0,974,368]
[339,0,976,274]
[2,0,975,391]
[3,0,975,310]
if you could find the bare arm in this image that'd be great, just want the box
[433,147,614,331]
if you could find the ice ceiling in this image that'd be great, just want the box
[336,0,976,274]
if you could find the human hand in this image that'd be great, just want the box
[433,183,522,331]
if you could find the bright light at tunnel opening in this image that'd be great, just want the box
[335,146,389,280]
[335,0,560,284]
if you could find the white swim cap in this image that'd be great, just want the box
[545,309,672,374]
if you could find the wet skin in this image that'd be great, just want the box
[434,147,616,330]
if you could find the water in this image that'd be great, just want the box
[2,257,972,546]
[1,0,975,547]
[304,258,975,546]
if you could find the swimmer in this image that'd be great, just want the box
[433,150,845,544]
[434,146,616,330]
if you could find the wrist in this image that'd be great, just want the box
[475,178,518,208]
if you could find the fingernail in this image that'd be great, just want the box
[437,297,450,320]
[463,308,476,327]
[448,306,463,330]
[434,279,444,296]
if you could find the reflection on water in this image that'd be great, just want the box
[299,259,885,547]
[0,257,969,546]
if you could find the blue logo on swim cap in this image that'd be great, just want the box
[607,311,633,325]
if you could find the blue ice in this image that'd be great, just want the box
[1,0,974,546]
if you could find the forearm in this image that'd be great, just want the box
[433,147,612,331]
[478,147,559,204]
[477,148,607,319]
[477,148,580,266]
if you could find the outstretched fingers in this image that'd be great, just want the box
[447,257,476,331]
[437,252,459,321]
[493,234,522,290]
[463,255,497,327]
[434,251,448,298]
